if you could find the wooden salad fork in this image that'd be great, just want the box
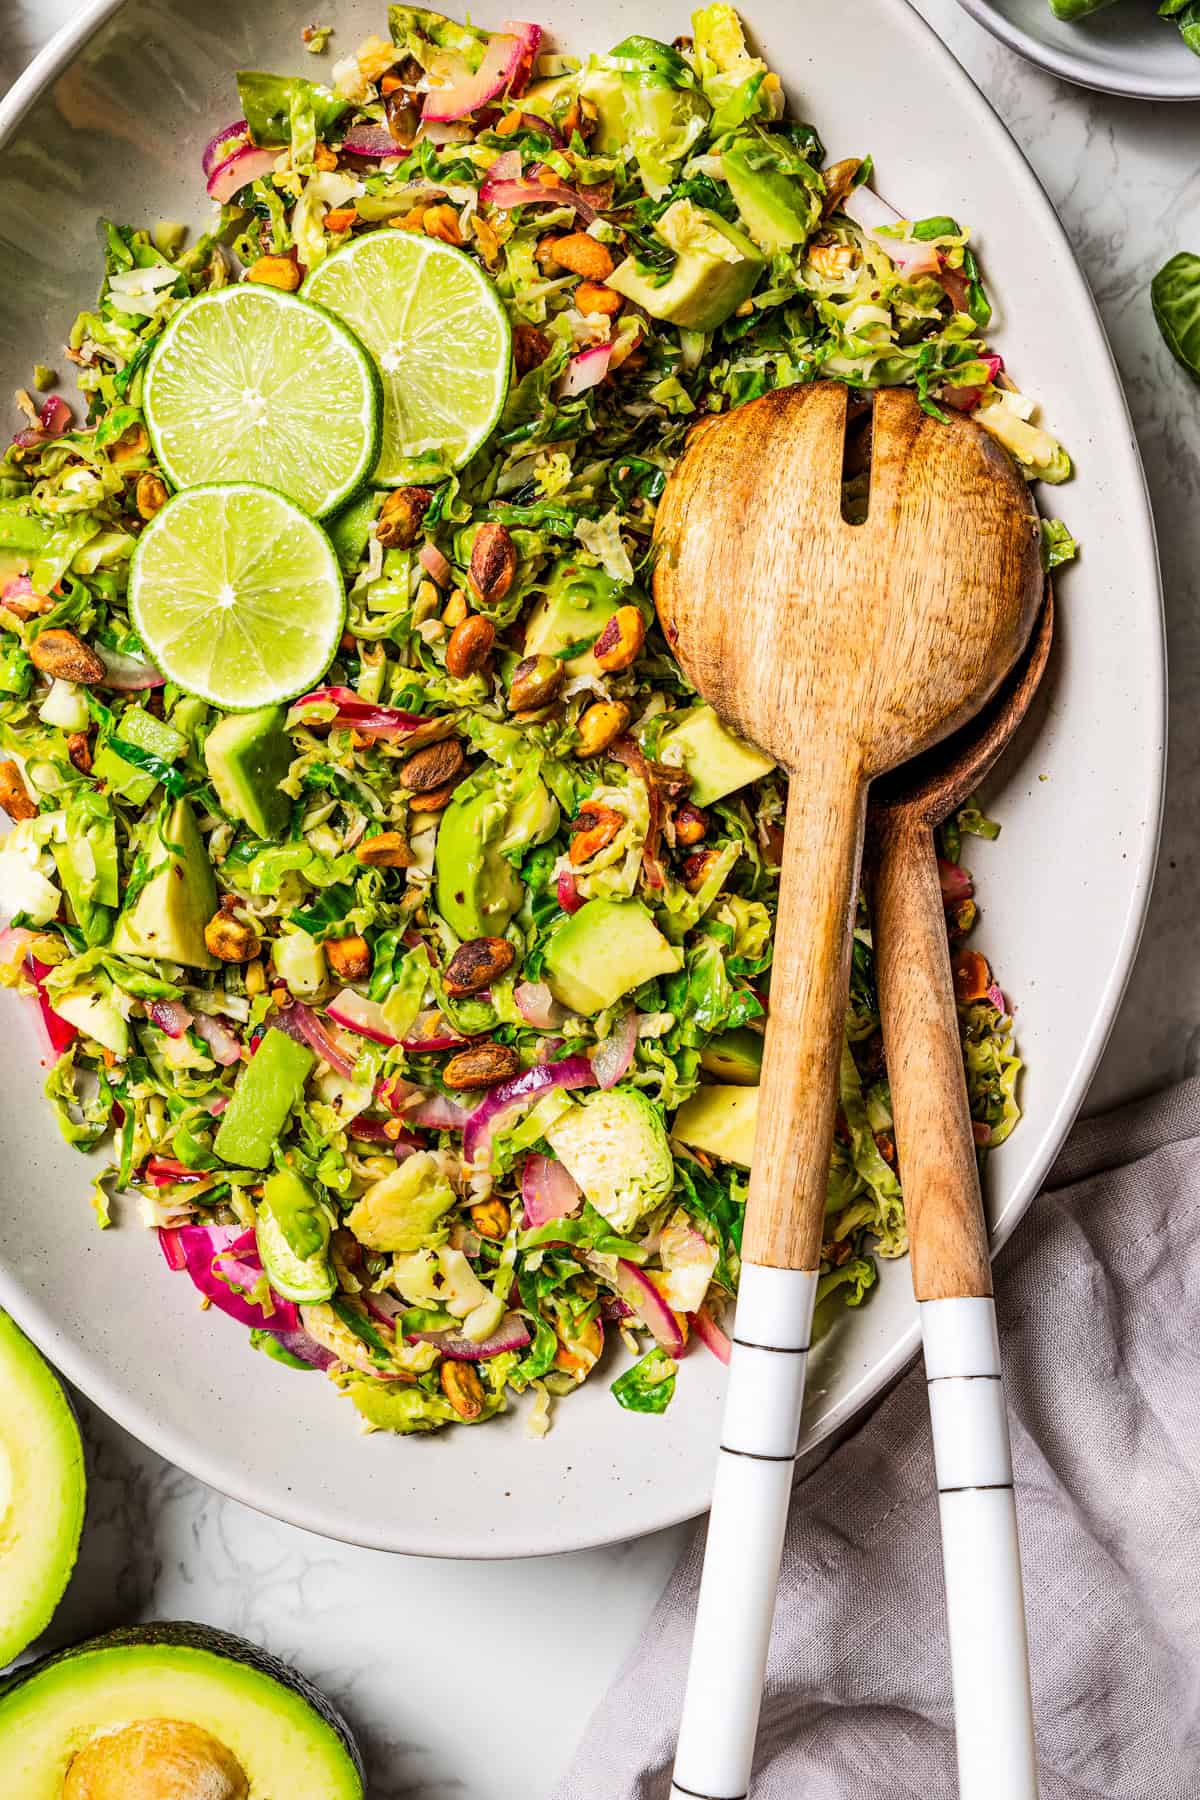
[865,592,1054,1800]
[652,380,1044,1800]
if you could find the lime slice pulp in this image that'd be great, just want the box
[129,483,345,710]
[303,232,511,485]
[143,285,381,519]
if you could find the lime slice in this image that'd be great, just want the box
[128,483,345,710]
[143,285,381,519]
[303,233,511,485]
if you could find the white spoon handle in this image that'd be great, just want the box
[923,1295,1038,1800]
[670,1263,817,1800]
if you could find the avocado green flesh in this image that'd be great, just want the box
[523,563,623,677]
[0,1312,85,1670]
[672,1083,759,1167]
[607,208,765,332]
[434,769,557,941]
[204,706,293,842]
[0,1631,363,1799]
[723,145,814,251]
[658,704,776,808]
[544,898,682,1016]
[214,1029,315,1171]
[110,797,219,969]
[699,1026,763,1085]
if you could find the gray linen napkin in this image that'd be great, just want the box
[557,1077,1200,1799]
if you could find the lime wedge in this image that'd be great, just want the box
[128,484,345,710]
[303,233,511,485]
[143,285,381,519]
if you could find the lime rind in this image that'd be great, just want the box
[303,233,511,487]
[128,482,346,711]
[143,286,382,520]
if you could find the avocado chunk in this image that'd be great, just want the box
[699,1025,764,1085]
[51,985,129,1058]
[672,1082,759,1167]
[110,797,219,969]
[214,1028,315,1171]
[0,1311,85,1669]
[545,1088,674,1232]
[92,707,188,806]
[723,142,817,252]
[658,704,775,807]
[523,561,625,677]
[346,1151,456,1254]
[434,765,558,941]
[544,898,683,1015]
[204,706,293,841]
[607,200,765,331]
[255,1168,335,1304]
[0,1622,364,1799]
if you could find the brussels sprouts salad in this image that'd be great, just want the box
[0,6,1071,1436]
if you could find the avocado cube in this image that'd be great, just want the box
[607,199,765,332]
[523,562,624,678]
[204,705,293,841]
[543,898,682,1016]
[658,705,775,808]
[214,1028,315,1170]
[698,1026,763,1085]
[723,143,819,252]
[110,797,219,969]
[672,1083,759,1167]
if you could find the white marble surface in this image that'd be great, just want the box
[7,1,1200,1793]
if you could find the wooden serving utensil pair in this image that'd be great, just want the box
[652,381,1048,1800]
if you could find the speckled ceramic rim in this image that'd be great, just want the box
[0,0,1166,1557]
[953,0,1200,100]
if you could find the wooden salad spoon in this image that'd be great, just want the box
[652,380,1044,1800]
[864,592,1054,1800]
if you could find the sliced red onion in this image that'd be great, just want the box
[936,857,974,905]
[591,1009,637,1090]
[192,1012,241,1066]
[494,111,564,148]
[270,1328,337,1370]
[464,1055,596,1167]
[206,142,281,203]
[341,126,407,160]
[207,1093,230,1116]
[615,1260,686,1356]
[327,987,401,1047]
[161,1224,300,1332]
[418,541,453,586]
[560,343,611,398]
[27,957,77,1055]
[361,1289,404,1329]
[483,147,523,186]
[2,575,35,607]
[0,925,36,973]
[202,117,249,177]
[689,1306,731,1365]
[292,686,436,737]
[38,395,72,437]
[147,998,193,1040]
[144,1155,206,1187]
[403,1008,468,1053]
[972,1120,993,1148]
[840,186,942,278]
[422,23,540,123]
[521,1152,583,1227]
[98,645,166,690]
[11,426,46,449]
[408,1092,471,1130]
[514,980,564,1030]
[409,1310,532,1359]
[600,1293,634,1322]
[608,735,664,890]
[503,18,543,91]
[271,1001,358,1082]
[557,869,582,913]
[985,982,1007,1013]
[478,172,599,223]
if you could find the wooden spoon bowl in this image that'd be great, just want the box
[653,380,1044,1270]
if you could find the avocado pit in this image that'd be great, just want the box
[62,1717,249,1800]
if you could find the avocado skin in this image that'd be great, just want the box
[0,1622,364,1782]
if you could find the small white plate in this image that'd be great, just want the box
[0,0,1164,1556]
[955,0,1200,100]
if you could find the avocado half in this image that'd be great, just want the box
[0,1311,86,1670]
[0,1622,365,1799]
